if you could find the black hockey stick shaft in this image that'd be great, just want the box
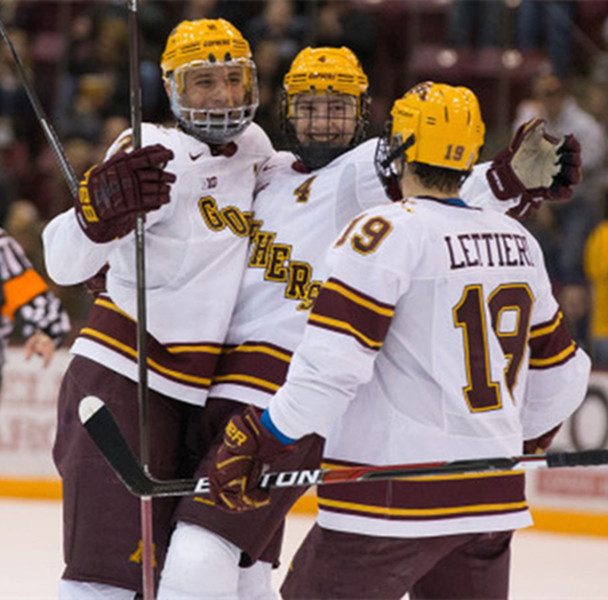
[126,2,154,600]
[126,0,149,472]
[0,19,78,198]
[79,396,608,499]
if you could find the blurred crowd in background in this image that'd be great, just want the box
[0,0,608,366]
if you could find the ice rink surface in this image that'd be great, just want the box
[1,498,607,599]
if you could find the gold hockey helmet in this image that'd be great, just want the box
[283,46,368,101]
[281,46,370,170]
[389,81,485,171]
[374,82,485,200]
[161,19,258,144]
[161,19,252,77]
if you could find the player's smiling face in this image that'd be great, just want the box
[291,93,357,146]
[181,65,247,110]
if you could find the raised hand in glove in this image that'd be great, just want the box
[550,134,582,201]
[524,423,563,454]
[75,144,176,243]
[486,118,582,219]
[208,405,285,513]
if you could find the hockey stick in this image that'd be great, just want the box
[80,396,608,498]
[126,2,154,599]
[126,0,150,471]
[0,19,78,198]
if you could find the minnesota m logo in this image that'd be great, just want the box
[129,540,158,567]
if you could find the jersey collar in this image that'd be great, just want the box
[415,195,469,208]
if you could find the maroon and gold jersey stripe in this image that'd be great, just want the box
[529,310,578,369]
[308,278,395,350]
[212,341,293,393]
[318,459,527,521]
[79,297,221,388]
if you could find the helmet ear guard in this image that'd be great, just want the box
[374,121,416,201]
[280,46,370,170]
[161,19,258,144]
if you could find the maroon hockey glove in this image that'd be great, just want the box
[523,423,563,454]
[75,144,176,243]
[208,405,285,513]
[486,118,582,219]
[549,134,582,202]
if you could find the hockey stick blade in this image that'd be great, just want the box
[79,396,203,497]
[79,396,608,498]
[80,396,153,496]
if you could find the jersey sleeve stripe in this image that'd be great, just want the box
[529,310,564,337]
[529,341,577,368]
[322,279,395,316]
[309,277,395,350]
[308,314,385,349]
[2,269,49,319]
[528,310,579,369]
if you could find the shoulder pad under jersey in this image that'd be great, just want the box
[237,122,276,160]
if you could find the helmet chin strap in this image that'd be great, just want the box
[380,133,416,171]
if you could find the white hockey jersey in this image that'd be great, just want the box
[209,138,526,407]
[43,122,273,405]
[268,196,591,538]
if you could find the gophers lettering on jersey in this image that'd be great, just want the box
[197,195,252,237]
[444,232,535,270]
[208,149,373,405]
[248,217,323,311]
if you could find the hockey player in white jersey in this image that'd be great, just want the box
[157,45,373,600]
[42,19,272,600]
[208,82,591,599]
[158,47,582,600]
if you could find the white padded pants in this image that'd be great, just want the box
[238,560,278,600]
[158,521,277,600]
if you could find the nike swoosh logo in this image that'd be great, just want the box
[189,151,206,161]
